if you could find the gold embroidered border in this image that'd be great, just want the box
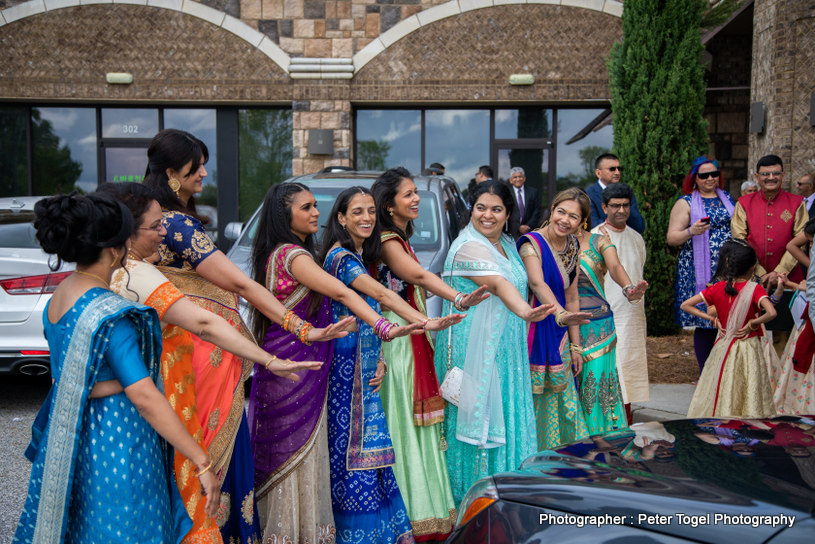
[256,397,329,499]
[581,336,617,363]
[410,508,456,537]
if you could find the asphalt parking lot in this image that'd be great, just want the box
[0,374,50,542]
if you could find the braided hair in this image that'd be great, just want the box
[712,239,757,296]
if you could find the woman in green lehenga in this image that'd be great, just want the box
[370,168,488,539]
[576,218,647,434]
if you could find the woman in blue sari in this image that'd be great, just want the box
[14,193,219,544]
[433,181,554,503]
[320,186,462,544]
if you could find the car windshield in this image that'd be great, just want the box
[238,188,441,252]
[0,210,40,248]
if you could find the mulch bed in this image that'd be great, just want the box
[646,331,700,384]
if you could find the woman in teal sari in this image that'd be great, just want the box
[14,193,219,544]
[576,201,647,434]
[433,181,553,503]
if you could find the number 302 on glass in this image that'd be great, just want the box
[122,125,139,135]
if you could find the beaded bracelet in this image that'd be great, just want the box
[298,321,313,345]
[282,310,296,334]
[453,292,466,312]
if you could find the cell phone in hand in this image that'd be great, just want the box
[700,217,710,224]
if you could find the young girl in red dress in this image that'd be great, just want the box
[681,239,781,418]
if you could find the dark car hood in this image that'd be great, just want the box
[495,418,815,543]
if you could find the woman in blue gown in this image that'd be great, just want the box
[14,193,219,544]
[432,181,554,503]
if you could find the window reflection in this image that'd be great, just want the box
[33,107,97,195]
[165,109,218,210]
[238,109,293,221]
[495,108,553,139]
[426,110,489,192]
[356,110,420,174]
[556,109,613,192]
[0,106,29,197]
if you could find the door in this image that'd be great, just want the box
[493,142,553,223]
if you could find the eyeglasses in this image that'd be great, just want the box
[607,166,623,172]
[757,171,783,178]
[697,170,720,180]
[138,223,165,232]
[606,203,631,211]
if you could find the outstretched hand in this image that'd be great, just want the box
[265,358,323,382]
[524,303,556,322]
[562,311,592,326]
[625,280,649,301]
[460,286,490,309]
[388,321,426,339]
[423,313,465,332]
[309,316,355,342]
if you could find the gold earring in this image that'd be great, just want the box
[388,209,394,216]
[168,178,181,195]
[110,250,119,268]
[582,219,588,230]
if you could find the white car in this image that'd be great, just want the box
[0,197,72,375]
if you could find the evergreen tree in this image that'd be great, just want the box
[608,0,709,335]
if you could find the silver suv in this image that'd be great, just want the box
[0,197,73,375]
[225,171,470,319]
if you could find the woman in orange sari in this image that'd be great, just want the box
[103,182,323,542]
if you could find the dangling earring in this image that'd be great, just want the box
[388,209,394,217]
[168,178,181,196]
[582,219,588,231]
[110,249,119,269]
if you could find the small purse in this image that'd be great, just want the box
[440,326,463,406]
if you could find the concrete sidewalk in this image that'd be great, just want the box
[632,383,696,423]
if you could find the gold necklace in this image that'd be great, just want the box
[127,252,142,262]
[75,270,110,290]
[544,223,566,252]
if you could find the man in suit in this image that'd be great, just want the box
[585,153,645,233]
[466,165,494,207]
[796,173,815,218]
[507,166,542,238]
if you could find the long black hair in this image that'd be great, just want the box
[142,128,210,224]
[371,166,413,240]
[319,186,382,266]
[712,239,757,296]
[250,183,321,339]
[34,192,133,269]
[470,180,516,235]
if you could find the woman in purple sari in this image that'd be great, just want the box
[248,183,433,544]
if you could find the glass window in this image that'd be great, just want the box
[238,109,293,221]
[105,147,148,185]
[32,107,97,195]
[101,108,159,139]
[556,109,613,192]
[411,190,440,251]
[495,108,553,139]
[356,110,420,174]
[425,110,489,192]
[165,109,218,209]
[0,106,28,197]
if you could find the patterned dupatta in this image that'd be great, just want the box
[251,244,333,498]
[156,264,254,477]
[23,291,163,544]
[712,281,758,414]
[690,188,734,294]
[375,231,444,426]
[578,233,617,364]
[325,247,396,469]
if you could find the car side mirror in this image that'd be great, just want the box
[224,221,244,242]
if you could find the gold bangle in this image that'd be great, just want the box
[748,320,758,331]
[554,310,568,328]
[196,459,213,477]
[264,355,278,369]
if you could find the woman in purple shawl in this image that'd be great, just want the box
[248,183,426,544]
[667,156,735,373]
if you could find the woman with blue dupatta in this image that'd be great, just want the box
[248,183,458,544]
[14,193,220,544]
[517,188,592,450]
[320,186,462,544]
[433,181,553,503]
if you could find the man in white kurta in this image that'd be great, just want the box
[591,183,649,405]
